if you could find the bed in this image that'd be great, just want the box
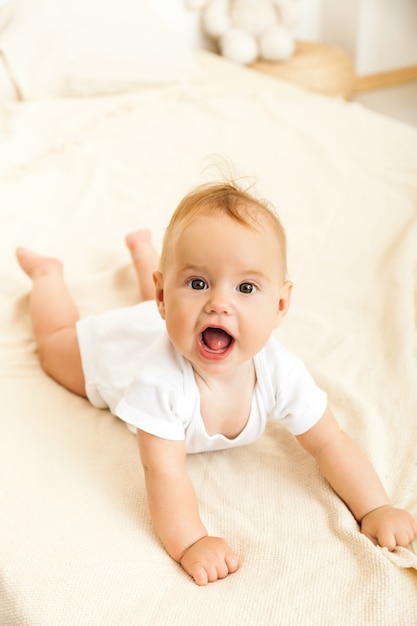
[1,1,417,624]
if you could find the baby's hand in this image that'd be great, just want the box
[360,505,417,551]
[180,536,239,586]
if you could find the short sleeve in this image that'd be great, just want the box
[115,373,186,441]
[268,347,327,436]
[277,359,327,435]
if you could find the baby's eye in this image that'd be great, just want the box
[188,278,208,290]
[238,282,256,294]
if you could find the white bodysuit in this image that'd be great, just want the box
[76,300,327,454]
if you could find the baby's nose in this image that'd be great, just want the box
[205,287,233,315]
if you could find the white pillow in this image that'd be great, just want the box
[0,0,202,98]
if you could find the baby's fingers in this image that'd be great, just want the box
[361,526,393,550]
[225,551,240,574]
[185,560,229,586]
[188,563,209,586]
[373,528,397,551]
[392,520,417,549]
[362,508,417,552]
[180,536,239,585]
[376,528,414,551]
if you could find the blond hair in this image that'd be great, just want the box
[160,181,288,278]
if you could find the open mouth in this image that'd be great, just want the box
[199,326,234,357]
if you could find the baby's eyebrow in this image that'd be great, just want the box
[233,268,273,282]
[178,264,206,274]
[241,270,269,278]
[178,265,273,284]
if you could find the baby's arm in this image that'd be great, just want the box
[296,407,417,550]
[136,429,239,585]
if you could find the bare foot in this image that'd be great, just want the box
[16,247,63,279]
[125,230,160,300]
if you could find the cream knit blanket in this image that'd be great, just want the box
[1,52,416,624]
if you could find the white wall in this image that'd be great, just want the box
[356,0,417,74]
[304,0,417,75]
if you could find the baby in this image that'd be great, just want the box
[16,181,417,586]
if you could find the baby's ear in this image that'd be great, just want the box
[153,271,166,319]
[277,280,292,322]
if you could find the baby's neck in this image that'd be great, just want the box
[193,359,255,391]
[193,360,256,439]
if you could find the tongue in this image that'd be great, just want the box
[203,328,232,351]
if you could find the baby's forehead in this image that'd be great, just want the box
[161,201,287,276]
[175,212,284,262]
[182,204,274,233]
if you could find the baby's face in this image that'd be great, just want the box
[154,213,291,377]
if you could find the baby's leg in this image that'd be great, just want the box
[16,248,86,397]
[125,230,160,300]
